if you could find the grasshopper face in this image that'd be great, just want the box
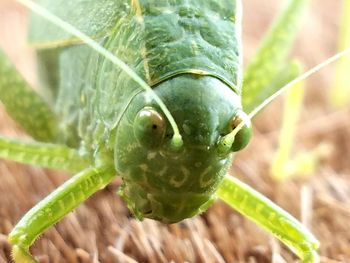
[115,74,251,223]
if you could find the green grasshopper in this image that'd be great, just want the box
[2,0,342,261]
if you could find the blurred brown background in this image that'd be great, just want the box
[0,0,349,262]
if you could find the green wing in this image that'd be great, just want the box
[28,0,124,48]
[242,0,310,113]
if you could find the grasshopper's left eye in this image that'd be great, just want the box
[134,107,166,148]
[229,110,252,152]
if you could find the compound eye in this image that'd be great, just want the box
[134,107,166,148]
[229,110,252,152]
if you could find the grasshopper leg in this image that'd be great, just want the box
[217,175,319,263]
[8,166,116,263]
[0,50,58,142]
[243,0,309,112]
[0,135,89,172]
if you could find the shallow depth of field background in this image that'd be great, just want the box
[0,0,349,262]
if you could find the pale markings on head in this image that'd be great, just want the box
[147,152,157,160]
[139,164,149,172]
[182,123,191,135]
[169,166,190,188]
[194,162,202,168]
[158,166,168,177]
[199,166,215,188]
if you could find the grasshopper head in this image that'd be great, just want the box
[114,74,251,223]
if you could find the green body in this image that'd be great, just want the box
[32,0,241,138]
[31,0,244,222]
[0,0,321,262]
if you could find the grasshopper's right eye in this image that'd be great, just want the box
[229,110,252,152]
[134,107,166,148]
[217,110,252,156]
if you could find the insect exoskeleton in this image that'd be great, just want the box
[114,74,252,223]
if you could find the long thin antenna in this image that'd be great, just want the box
[16,0,182,146]
[224,46,350,145]
[248,46,350,119]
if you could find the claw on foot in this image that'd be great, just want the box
[12,245,38,263]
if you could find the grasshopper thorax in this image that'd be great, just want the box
[114,74,251,223]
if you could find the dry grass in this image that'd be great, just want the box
[0,0,350,262]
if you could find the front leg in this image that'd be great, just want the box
[8,165,116,263]
[217,175,319,263]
